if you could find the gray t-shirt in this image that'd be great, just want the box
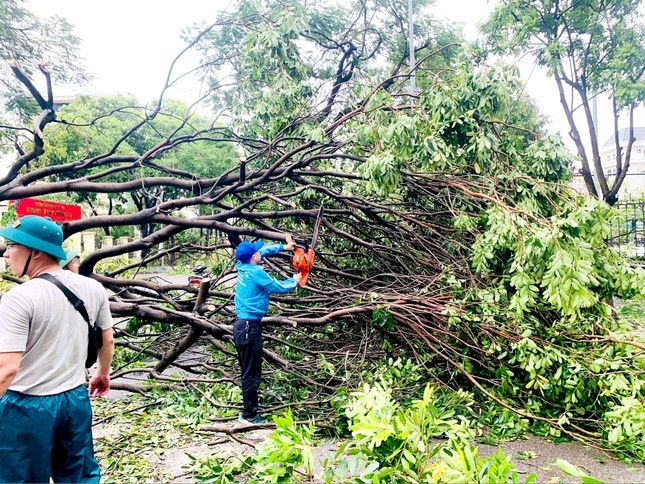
[0,271,113,395]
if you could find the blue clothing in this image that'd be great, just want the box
[0,385,100,483]
[234,244,298,320]
[233,242,298,420]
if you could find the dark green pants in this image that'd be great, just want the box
[0,385,100,483]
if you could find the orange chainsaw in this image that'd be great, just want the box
[291,205,324,287]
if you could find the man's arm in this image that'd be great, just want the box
[260,234,297,259]
[0,352,22,398]
[258,243,284,259]
[254,268,300,294]
[0,291,30,398]
[88,327,114,398]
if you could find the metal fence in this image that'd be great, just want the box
[609,196,645,258]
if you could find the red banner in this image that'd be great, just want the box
[11,198,82,222]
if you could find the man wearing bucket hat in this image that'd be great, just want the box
[233,236,302,424]
[61,249,81,273]
[0,215,114,483]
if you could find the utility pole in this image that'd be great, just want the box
[408,0,416,93]
[592,96,598,146]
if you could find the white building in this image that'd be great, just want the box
[599,127,645,196]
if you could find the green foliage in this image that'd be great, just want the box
[429,442,529,484]
[469,315,645,448]
[0,0,88,121]
[471,197,645,320]
[190,454,252,483]
[94,255,133,277]
[192,0,461,140]
[92,384,236,482]
[483,0,644,109]
[449,184,645,458]
[110,345,147,370]
[373,357,428,389]
[124,316,173,337]
[556,459,607,484]
[0,204,17,227]
[190,382,533,483]
[372,306,397,330]
[344,383,472,455]
[252,410,315,482]
[353,60,571,198]
[603,397,645,461]
[477,406,531,444]
[322,383,533,483]
[192,409,314,483]
[482,0,644,201]
[97,422,173,482]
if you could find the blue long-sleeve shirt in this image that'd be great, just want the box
[234,244,298,320]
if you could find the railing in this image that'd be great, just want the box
[609,196,645,258]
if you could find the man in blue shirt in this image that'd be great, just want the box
[233,238,302,424]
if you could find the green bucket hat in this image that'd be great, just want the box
[60,250,79,268]
[0,216,67,260]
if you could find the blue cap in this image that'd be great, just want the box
[235,240,263,263]
[0,215,67,260]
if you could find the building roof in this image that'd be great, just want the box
[600,127,645,151]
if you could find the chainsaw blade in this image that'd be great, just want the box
[310,205,324,250]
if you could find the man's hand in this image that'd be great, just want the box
[284,234,296,251]
[293,273,304,284]
[90,327,114,398]
[89,372,110,398]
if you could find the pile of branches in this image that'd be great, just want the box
[2,60,500,415]
[97,172,481,398]
[1,10,643,455]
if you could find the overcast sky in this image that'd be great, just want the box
[26,0,643,150]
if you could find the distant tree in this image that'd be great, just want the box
[192,0,461,140]
[483,0,645,205]
[0,0,88,123]
[42,94,239,250]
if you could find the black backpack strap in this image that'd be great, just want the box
[36,273,91,326]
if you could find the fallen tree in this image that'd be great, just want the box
[1,0,644,461]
